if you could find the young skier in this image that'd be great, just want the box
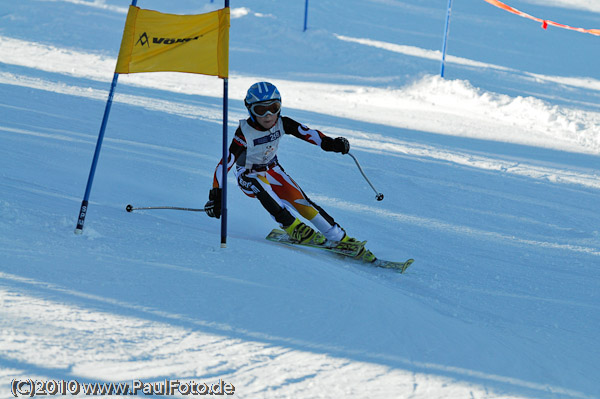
[204,81,375,262]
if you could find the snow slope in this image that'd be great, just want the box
[1,0,599,398]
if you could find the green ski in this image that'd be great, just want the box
[266,229,365,257]
[370,258,414,273]
[266,229,414,273]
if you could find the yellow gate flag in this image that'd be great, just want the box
[115,6,229,78]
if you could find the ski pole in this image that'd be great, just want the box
[347,152,384,201]
[125,204,206,212]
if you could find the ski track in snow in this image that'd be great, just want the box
[336,33,600,92]
[520,0,600,13]
[0,274,591,399]
[310,195,600,257]
[37,0,600,14]
[1,70,598,191]
[1,36,599,155]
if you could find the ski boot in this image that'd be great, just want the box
[356,247,377,263]
[342,235,376,263]
[284,218,326,245]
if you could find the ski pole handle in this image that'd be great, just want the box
[347,152,384,201]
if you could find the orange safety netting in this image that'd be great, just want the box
[483,0,600,36]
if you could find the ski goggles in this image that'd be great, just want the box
[250,100,281,117]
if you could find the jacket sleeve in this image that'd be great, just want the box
[212,127,246,188]
[282,116,337,150]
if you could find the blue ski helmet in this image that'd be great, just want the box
[244,82,281,118]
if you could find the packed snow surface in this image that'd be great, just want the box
[1,0,599,398]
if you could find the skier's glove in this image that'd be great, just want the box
[333,137,350,154]
[204,187,222,219]
[321,136,350,154]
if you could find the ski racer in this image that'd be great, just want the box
[204,81,375,262]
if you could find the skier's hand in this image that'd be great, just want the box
[204,187,222,218]
[333,137,350,154]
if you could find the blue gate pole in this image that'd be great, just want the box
[74,0,138,234]
[221,0,230,248]
[74,73,119,234]
[303,0,309,32]
[221,78,228,248]
[440,0,453,77]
